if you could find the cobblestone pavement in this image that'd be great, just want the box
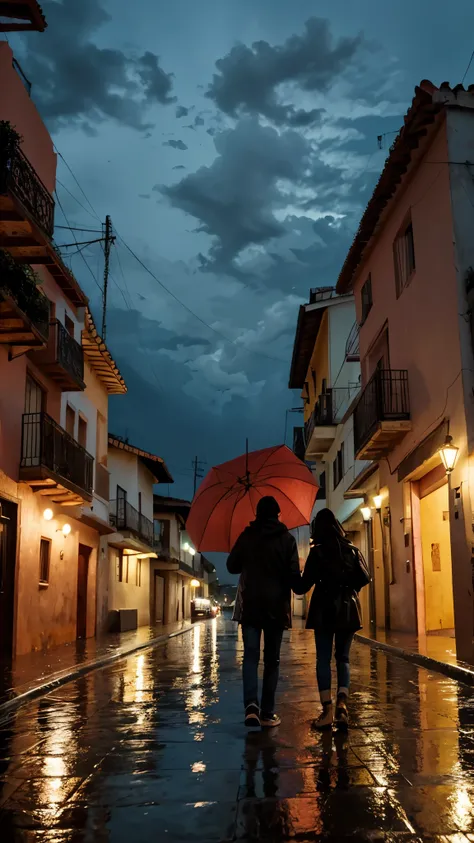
[1,618,474,841]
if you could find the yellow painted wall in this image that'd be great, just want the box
[420,483,454,631]
[303,311,329,422]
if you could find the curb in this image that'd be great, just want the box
[355,633,474,687]
[0,623,197,719]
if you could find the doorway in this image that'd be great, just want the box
[77,544,92,639]
[0,498,18,660]
[420,479,454,632]
[154,573,165,623]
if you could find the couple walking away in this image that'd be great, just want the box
[227,496,370,731]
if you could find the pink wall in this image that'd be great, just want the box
[352,118,464,634]
[0,43,57,192]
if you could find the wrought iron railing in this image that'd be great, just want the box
[353,369,410,455]
[21,412,94,495]
[0,248,49,340]
[50,319,84,386]
[292,427,306,461]
[110,499,154,547]
[345,321,360,362]
[0,142,54,238]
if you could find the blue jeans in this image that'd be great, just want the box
[315,629,354,702]
[242,625,283,716]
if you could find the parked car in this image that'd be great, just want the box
[191,597,214,619]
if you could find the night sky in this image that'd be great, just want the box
[10,1,474,540]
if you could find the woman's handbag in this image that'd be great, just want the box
[334,587,363,633]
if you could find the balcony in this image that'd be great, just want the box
[0,1,47,32]
[304,391,337,459]
[35,319,85,391]
[0,247,49,356]
[353,369,411,460]
[0,131,54,239]
[20,412,94,504]
[110,499,154,549]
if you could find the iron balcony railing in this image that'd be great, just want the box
[345,321,360,362]
[50,319,85,386]
[21,412,94,495]
[0,141,54,238]
[0,248,49,341]
[110,499,154,547]
[353,369,410,455]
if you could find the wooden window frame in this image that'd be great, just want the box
[393,218,416,298]
[39,537,51,586]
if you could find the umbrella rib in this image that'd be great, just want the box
[197,484,240,550]
[253,445,282,476]
[258,473,318,488]
[256,481,313,522]
[227,486,247,550]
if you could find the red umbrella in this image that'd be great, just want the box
[186,444,318,552]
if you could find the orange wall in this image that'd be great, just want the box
[0,43,57,192]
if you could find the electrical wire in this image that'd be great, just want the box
[55,178,98,221]
[114,234,287,364]
[54,188,103,295]
[54,148,101,221]
[55,225,103,234]
[462,50,474,86]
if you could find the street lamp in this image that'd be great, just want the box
[361,506,372,522]
[439,435,459,474]
[190,579,200,588]
[373,494,383,512]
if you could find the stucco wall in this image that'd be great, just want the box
[351,118,467,637]
[108,449,138,504]
[0,43,57,191]
[107,547,150,628]
[137,461,155,520]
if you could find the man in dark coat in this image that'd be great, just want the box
[226,496,300,728]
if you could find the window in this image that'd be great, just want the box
[394,220,416,297]
[65,314,75,338]
[333,445,344,489]
[65,404,75,438]
[25,373,45,414]
[117,551,129,583]
[78,416,87,449]
[360,274,373,324]
[136,560,142,587]
[39,538,51,585]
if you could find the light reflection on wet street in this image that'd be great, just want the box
[1,618,474,841]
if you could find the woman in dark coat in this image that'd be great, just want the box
[294,508,369,731]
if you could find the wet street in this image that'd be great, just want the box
[1,618,474,841]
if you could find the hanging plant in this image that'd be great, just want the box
[0,121,22,163]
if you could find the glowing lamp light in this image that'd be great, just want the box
[43,508,54,521]
[183,542,190,552]
[62,523,72,537]
[188,547,196,557]
[373,494,383,511]
[361,506,372,522]
[191,579,200,588]
[439,435,459,475]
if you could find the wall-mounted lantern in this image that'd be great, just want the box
[58,523,71,537]
[361,506,372,522]
[439,435,459,475]
[43,508,53,521]
[373,494,383,512]
[191,579,200,588]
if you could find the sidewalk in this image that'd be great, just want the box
[356,626,474,687]
[0,620,193,714]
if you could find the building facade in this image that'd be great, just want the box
[336,81,474,662]
[0,41,127,656]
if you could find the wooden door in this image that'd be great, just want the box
[0,498,18,660]
[154,574,165,623]
[77,544,91,639]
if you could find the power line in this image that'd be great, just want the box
[55,225,103,234]
[55,178,97,221]
[114,234,287,364]
[54,148,101,221]
[462,50,474,85]
[54,188,103,295]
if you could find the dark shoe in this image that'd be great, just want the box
[260,712,281,728]
[335,697,349,732]
[314,702,333,731]
[244,703,260,728]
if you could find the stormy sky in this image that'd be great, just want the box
[10,0,474,523]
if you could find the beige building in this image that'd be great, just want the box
[96,437,173,633]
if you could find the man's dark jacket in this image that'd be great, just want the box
[226,518,300,629]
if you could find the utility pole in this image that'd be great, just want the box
[101,215,114,341]
[192,456,206,497]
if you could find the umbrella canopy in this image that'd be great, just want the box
[186,444,318,552]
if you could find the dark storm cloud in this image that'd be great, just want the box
[21,0,175,131]
[194,115,205,126]
[176,105,190,118]
[172,165,186,170]
[162,118,310,272]
[207,17,364,125]
[164,139,188,150]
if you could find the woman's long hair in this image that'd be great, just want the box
[311,508,349,546]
